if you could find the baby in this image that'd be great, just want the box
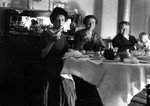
[137,32,150,50]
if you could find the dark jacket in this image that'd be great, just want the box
[112,33,138,53]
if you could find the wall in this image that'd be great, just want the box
[65,0,94,16]
[131,0,147,38]
[94,0,103,37]
[101,0,118,39]
[131,0,150,39]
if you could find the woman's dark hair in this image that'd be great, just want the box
[83,15,98,25]
[118,21,130,28]
[50,7,68,24]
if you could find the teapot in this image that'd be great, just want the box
[102,49,117,60]
[118,49,131,61]
[101,41,118,60]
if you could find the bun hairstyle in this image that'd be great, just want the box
[50,7,68,24]
[118,21,130,28]
[83,15,98,25]
[118,21,130,32]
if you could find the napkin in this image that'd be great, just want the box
[123,58,139,64]
[87,58,103,65]
[63,50,87,59]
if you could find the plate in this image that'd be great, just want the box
[86,51,95,54]
[131,50,145,56]
[139,60,150,64]
[103,59,119,62]
[72,55,89,58]
[136,55,150,60]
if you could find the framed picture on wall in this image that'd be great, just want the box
[53,1,66,9]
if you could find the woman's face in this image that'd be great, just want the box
[53,15,66,30]
[119,24,130,36]
[85,18,96,30]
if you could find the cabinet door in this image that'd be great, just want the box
[6,35,43,84]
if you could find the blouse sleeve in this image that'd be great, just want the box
[73,30,86,51]
[112,34,138,51]
[98,37,106,49]
[130,35,138,44]
[129,35,138,50]
[93,33,106,51]
[112,35,123,48]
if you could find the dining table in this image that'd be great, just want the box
[60,53,150,106]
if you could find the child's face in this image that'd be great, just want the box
[141,35,149,43]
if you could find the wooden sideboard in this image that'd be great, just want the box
[4,34,44,84]
[0,34,46,106]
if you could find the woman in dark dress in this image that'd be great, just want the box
[40,7,69,106]
[112,21,138,53]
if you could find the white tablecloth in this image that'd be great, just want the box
[61,57,150,106]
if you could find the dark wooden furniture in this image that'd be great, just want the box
[1,9,51,106]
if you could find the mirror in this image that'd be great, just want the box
[4,9,52,35]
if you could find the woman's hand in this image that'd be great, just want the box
[83,36,89,42]
[51,29,62,42]
[51,35,61,42]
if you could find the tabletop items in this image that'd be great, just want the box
[61,57,150,106]
[63,48,150,64]
[131,49,150,63]
[61,49,150,106]
[102,49,117,60]
[63,49,102,60]
[131,49,150,56]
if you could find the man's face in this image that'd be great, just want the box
[120,24,130,36]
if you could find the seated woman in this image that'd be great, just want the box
[112,21,138,54]
[73,15,104,106]
[74,15,105,53]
